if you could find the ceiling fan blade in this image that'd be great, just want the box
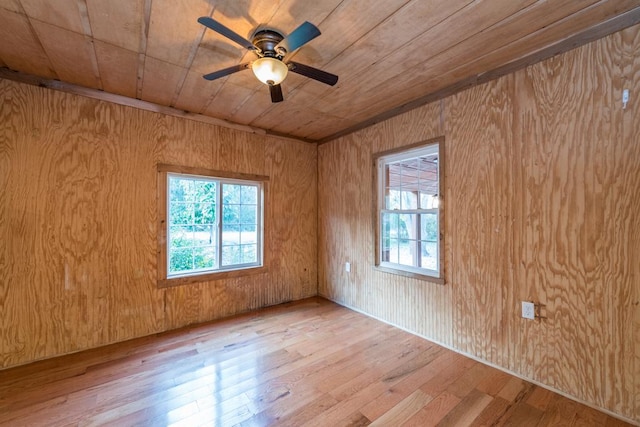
[288,61,338,86]
[275,21,320,54]
[198,17,257,51]
[203,63,250,81]
[269,84,284,103]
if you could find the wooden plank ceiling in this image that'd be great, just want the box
[1,0,639,142]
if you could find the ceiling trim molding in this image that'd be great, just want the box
[317,6,640,145]
[0,67,313,144]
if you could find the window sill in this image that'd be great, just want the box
[157,265,268,288]
[373,264,445,285]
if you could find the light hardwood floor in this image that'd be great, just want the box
[0,297,633,426]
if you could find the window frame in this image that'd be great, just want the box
[373,138,445,284]
[157,164,269,288]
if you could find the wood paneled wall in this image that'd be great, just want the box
[318,25,640,422]
[0,79,317,368]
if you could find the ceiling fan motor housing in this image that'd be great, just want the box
[252,30,286,58]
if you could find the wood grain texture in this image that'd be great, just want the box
[0,78,317,368]
[318,23,640,423]
[620,24,640,423]
[3,1,637,141]
[445,76,514,370]
[0,8,56,78]
[318,100,454,347]
[515,37,620,410]
[30,20,101,89]
[0,298,632,426]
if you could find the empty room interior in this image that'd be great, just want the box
[1,1,639,426]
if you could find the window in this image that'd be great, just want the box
[375,139,443,282]
[157,165,267,287]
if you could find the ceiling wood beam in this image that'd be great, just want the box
[317,5,640,145]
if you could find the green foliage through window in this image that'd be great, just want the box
[167,174,261,277]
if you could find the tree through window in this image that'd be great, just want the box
[157,165,266,287]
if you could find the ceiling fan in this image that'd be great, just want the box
[198,17,338,103]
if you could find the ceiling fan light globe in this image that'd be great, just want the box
[252,57,288,85]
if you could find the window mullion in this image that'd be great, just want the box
[216,180,223,269]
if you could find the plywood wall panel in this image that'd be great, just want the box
[515,39,617,410]
[446,76,514,370]
[0,78,317,369]
[318,23,640,423]
[619,24,640,422]
[265,138,318,301]
[211,126,265,174]
[318,99,454,349]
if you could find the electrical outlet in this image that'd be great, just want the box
[522,301,535,320]
[345,262,351,273]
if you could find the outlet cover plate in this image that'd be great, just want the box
[522,301,535,319]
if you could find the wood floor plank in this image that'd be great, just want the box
[370,389,433,426]
[0,297,633,426]
[402,391,462,427]
[436,388,494,427]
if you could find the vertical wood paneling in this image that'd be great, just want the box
[0,78,317,368]
[621,25,640,422]
[319,98,454,348]
[265,138,318,301]
[516,38,620,410]
[446,76,514,370]
[318,23,640,423]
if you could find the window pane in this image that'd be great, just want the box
[400,191,417,209]
[170,225,193,249]
[241,244,257,263]
[241,224,257,244]
[421,241,438,271]
[170,202,193,225]
[194,203,214,224]
[398,214,415,239]
[385,189,400,210]
[399,238,416,267]
[193,225,214,246]
[222,245,241,266]
[241,185,258,204]
[240,204,257,225]
[421,213,438,242]
[194,180,215,202]
[222,223,240,245]
[223,204,240,225]
[388,238,399,263]
[401,158,419,183]
[170,177,192,202]
[169,248,193,273]
[383,212,399,237]
[193,246,215,269]
[223,184,241,204]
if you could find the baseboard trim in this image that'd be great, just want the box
[320,294,639,426]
